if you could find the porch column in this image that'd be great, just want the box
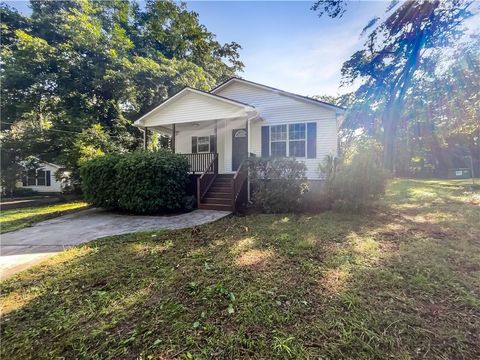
[214,120,218,153]
[171,124,176,153]
[143,127,148,151]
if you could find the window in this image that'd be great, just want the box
[22,169,51,187]
[270,123,307,158]
[27,169,36,186]
[270,125,287,157]
[197,136,210,153]
[37,170,46,186]
[288,123,306,157]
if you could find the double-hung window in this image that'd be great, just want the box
[26,169,37,186]
[270,125,287,157]
[288,123,306,157]
[197,136,210,153]
[270,123,306,158]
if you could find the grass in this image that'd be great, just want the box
[1,179,479,359]
[0,201,88,233]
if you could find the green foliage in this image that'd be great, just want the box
[0,0,242,182]
[313,0,477,171]
[62,124,119,190]
[327,141,388,212]
[79,154,121,210]
[10,188,38,197]
[80,151,190,213]
[0,146,23,196]
[249,158,308,213]
[318,154,339,183]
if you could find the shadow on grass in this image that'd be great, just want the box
[1,180,480,359]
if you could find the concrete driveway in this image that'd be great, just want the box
[0,208,230,279]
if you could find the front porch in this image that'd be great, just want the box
[178,150,248,211]
[134,87,260,211]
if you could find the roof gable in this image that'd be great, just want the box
[211,77,345,113]
[135,87,256,127]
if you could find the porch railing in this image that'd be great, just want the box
[197,154,218,202]
[182,153,217,174]
[231,159,248,209]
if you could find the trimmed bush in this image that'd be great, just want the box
[80,151,190,214]
[80,154,120,209]
[11,188,39,197]
[250,157,308,213]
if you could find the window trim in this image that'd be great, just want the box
[196,136,210,153]
[269,122,308,158]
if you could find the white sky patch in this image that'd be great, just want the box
[242,21,367,97]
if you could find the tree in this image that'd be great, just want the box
[402,36,480,176]
[1,0,243,187]
[313,0,476,171]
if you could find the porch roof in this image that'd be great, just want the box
[134,87,257,128]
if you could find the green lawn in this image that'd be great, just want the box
[1,179,479,359]
[0,201,88,234]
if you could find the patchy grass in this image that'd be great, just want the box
[1,179,479,359]
[0,202,88,233]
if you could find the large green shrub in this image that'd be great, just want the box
[325,142,388,212]
[80,151,190,214]
[80,154,120,209]
[250,157,308,213]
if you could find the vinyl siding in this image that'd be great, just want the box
[140,90,249,127]
[216,81,338,179]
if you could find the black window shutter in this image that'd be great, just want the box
[191,136,198,153]
[307,122,317,159]
[22,173,27,186]
[46,171,51,186]
[209,135,216,153]
[261,126,270,158]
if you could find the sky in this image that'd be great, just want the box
[185,1,389,96]
[3,1,436,97]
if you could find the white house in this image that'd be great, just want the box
[134,77,345,211]
[17,160,68,193]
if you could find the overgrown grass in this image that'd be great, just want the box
[1,179,479,359]
[0,202,88,234]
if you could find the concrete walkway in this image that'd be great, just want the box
[0,208,231,279]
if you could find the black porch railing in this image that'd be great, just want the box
[182,153,217,173]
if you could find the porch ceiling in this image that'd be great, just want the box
[134,87,257,129]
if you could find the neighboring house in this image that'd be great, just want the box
[134,77,345,211]
[17,160,68,193]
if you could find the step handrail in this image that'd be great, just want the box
[231,159,248,210]
[197,153,218,202]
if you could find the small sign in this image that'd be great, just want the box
[456,170,463,176]
[235,129,247,138]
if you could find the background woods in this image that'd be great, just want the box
[1,0,242,187]
[313,0,479,177]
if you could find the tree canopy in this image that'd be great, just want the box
[313,0,479,175]
[0,0,242,189]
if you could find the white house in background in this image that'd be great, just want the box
[134,77,345,211]
[17,160,68,193]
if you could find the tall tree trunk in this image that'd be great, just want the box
[382,99,401,172]
[382,29,426,173]
[383,112,395,172]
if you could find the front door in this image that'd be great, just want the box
[232,128,248,171]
